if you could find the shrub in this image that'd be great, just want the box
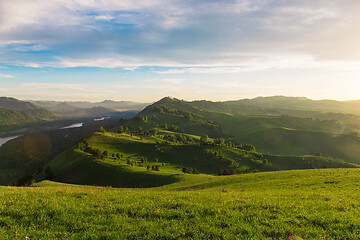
[182,167,199,174]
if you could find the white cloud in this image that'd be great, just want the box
[0,73,14,78]
[0,0,360,69]
[94,15,114,21]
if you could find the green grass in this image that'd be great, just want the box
[1,168,360,239]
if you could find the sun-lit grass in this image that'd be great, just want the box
[1,168,360,239]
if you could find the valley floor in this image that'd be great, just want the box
[1,168,360,239]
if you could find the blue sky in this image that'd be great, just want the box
[0,0,359,102]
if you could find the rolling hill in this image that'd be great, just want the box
[121,97,360,165]
[32,99,149,112]
[0,97,56,132]
[32,129,356,188]
[0,97,53,117]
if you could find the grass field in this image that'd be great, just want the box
[1,168,360,239]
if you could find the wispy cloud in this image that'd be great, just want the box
[0,73,14,78]
[0,0,359,69]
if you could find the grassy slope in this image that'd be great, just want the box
[0,97,54,118]
[207,112,360,164]
[40,131,357,188]
[0,97,58,133]
[129,97,360,164]
[1,168,360,239]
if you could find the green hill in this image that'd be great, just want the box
[0,107,37,126]
[121,97,360,165]
[1,168,360,239]
[0,97,56,132]
[0,97,53,117]
[34,130,356,188]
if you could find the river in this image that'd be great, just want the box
[0,135,21,147]
[0,122,85,147]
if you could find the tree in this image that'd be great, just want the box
[101,150,108,159]
[200,134,210,145]
[99,126,106,134]
[214,138,225,146]
[118,126,124,133]
[149,129,158,136]
[315,152,323,157]
[241,144,256,152]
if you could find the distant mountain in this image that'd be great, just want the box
[0,97,53,118]
[32,100,149,111]
[65,106,116,117]
[225,96,360,115]
[51,102,80,113]
[32,100,149,116]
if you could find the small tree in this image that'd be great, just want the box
[118,126,124,133]
[99,126,106,134]
[200,134,210,145]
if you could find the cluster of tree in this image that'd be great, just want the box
[161,134,195,144]
[200,134,256,152]
[111,153,123,159]
[182,167,199,174]
[146,165,160,171]
[118,126,130,134]
[120,125,158,137]
[218,169,235,176]
[77,140,108,160]
[134,115,148,123]
[145,129,158,136]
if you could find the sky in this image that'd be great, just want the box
[0,0,359,102]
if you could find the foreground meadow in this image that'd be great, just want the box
[1,168,360,239]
